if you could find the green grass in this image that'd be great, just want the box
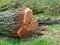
[0,0,13,6]
[0,36,58,45]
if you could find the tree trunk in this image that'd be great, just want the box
[0,7,38,37]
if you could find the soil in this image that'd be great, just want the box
[44,31,60,45]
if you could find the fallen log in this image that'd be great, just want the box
[0,7,38,37]
[38,18,60,25]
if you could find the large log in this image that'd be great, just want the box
[38,18,60,25]
[0,7,38,37]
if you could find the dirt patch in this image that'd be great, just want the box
[43,31,60,45]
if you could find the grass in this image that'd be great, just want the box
[0,0,60,45]
[0,0,13,6]
[0,36,58,45]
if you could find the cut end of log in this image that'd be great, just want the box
[0,7,38,38]
[15,7,38,37]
